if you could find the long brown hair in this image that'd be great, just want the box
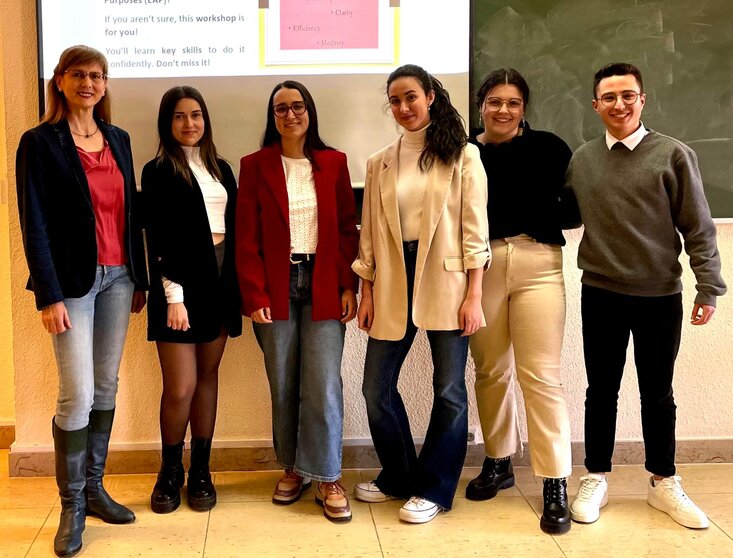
[386,64,466,171]
[155,86,222,184]
[41,45,111,125]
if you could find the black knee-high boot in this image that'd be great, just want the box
[151,441,185,513]
[188,438,216,511]
[53,419,87,557]
[85,408,135,524]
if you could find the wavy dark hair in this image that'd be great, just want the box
[42,45,111,125]
[475,67,530,110]
[593,62,644,98]
[386,64,466,171]
[155,85,222,184]
[261,80,332,168]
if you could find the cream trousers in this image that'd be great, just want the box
[469,235,572,478]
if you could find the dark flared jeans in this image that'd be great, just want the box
[362,242,469,510]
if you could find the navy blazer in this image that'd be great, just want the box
[142,157,242,343]
[16,119,147,310]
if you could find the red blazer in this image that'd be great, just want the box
[236,145,359,321]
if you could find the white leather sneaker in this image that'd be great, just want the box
[354,481,397,503]
[398,496,441,523]
[647,475,709,529]
[570,473,609,523]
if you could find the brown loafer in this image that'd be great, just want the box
[272,470,311,505]
[316,481,352,523]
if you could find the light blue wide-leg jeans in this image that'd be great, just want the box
[253,260,345,482]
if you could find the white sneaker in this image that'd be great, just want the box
[647,475,709,529]
[398,496,441,523]
[570,473,609,523]
[354,481,397,503]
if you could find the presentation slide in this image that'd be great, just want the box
[38,0,470,184]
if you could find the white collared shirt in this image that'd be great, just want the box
[605,122,649,151]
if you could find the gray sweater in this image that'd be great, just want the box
[566,130,726,306]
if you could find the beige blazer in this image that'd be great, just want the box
[352,138,490,340]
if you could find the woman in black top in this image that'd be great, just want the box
[465,68,574,535]
[142,86,241,514]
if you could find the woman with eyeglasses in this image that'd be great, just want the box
[352,64,490,524]
[465,67,574,535]
[236,81,359,523]
[15,45,147,556]
[142,86,242,515]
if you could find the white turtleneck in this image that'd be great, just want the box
[182,146,227,234]
[397,125,428,241]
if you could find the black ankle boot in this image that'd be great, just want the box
[466,457,515,501]
[540,478,571,534]
[85,409,135,524]
[151,442,185,514]
[53,419,87,557]
[187,438,216,511]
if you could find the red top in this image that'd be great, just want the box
[77,143,127,265]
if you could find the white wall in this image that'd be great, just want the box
[4,0,733,456]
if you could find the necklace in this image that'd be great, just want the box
[70,125,99,139]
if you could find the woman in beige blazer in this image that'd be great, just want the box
[352,64,490,524]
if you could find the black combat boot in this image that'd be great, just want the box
[540,477,571,534]
[150,441,185,513]
[187,438,216,511]
[465,456,515,501]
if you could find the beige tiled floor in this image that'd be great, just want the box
[1,450,732,557]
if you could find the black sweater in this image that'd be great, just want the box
[468,123,573,246]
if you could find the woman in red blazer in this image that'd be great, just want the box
[236,81,359,523]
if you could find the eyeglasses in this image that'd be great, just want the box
[63,69,107,83]
[273,102,307,118]
[597,90,640,107]
[483,97,524,112]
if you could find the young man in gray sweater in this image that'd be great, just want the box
[565,62,726,529]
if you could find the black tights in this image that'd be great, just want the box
[156,329,228,445]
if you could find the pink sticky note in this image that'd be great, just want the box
[280,0,379,50]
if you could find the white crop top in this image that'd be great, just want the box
[184,146,227,234]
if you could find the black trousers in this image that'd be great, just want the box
[581,285,682,477]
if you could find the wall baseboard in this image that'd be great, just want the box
[0,424,15,449]
[8,438,732,477]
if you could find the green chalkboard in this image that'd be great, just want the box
[470,0,733,219]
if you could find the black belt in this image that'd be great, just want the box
[290,253,315,264]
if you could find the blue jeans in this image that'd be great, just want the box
[52,265,135,431]
[362,242,469,510]
[253,260,346,482]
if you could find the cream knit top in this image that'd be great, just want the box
[397,125,429,241]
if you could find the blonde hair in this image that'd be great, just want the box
[42,45,111,124]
